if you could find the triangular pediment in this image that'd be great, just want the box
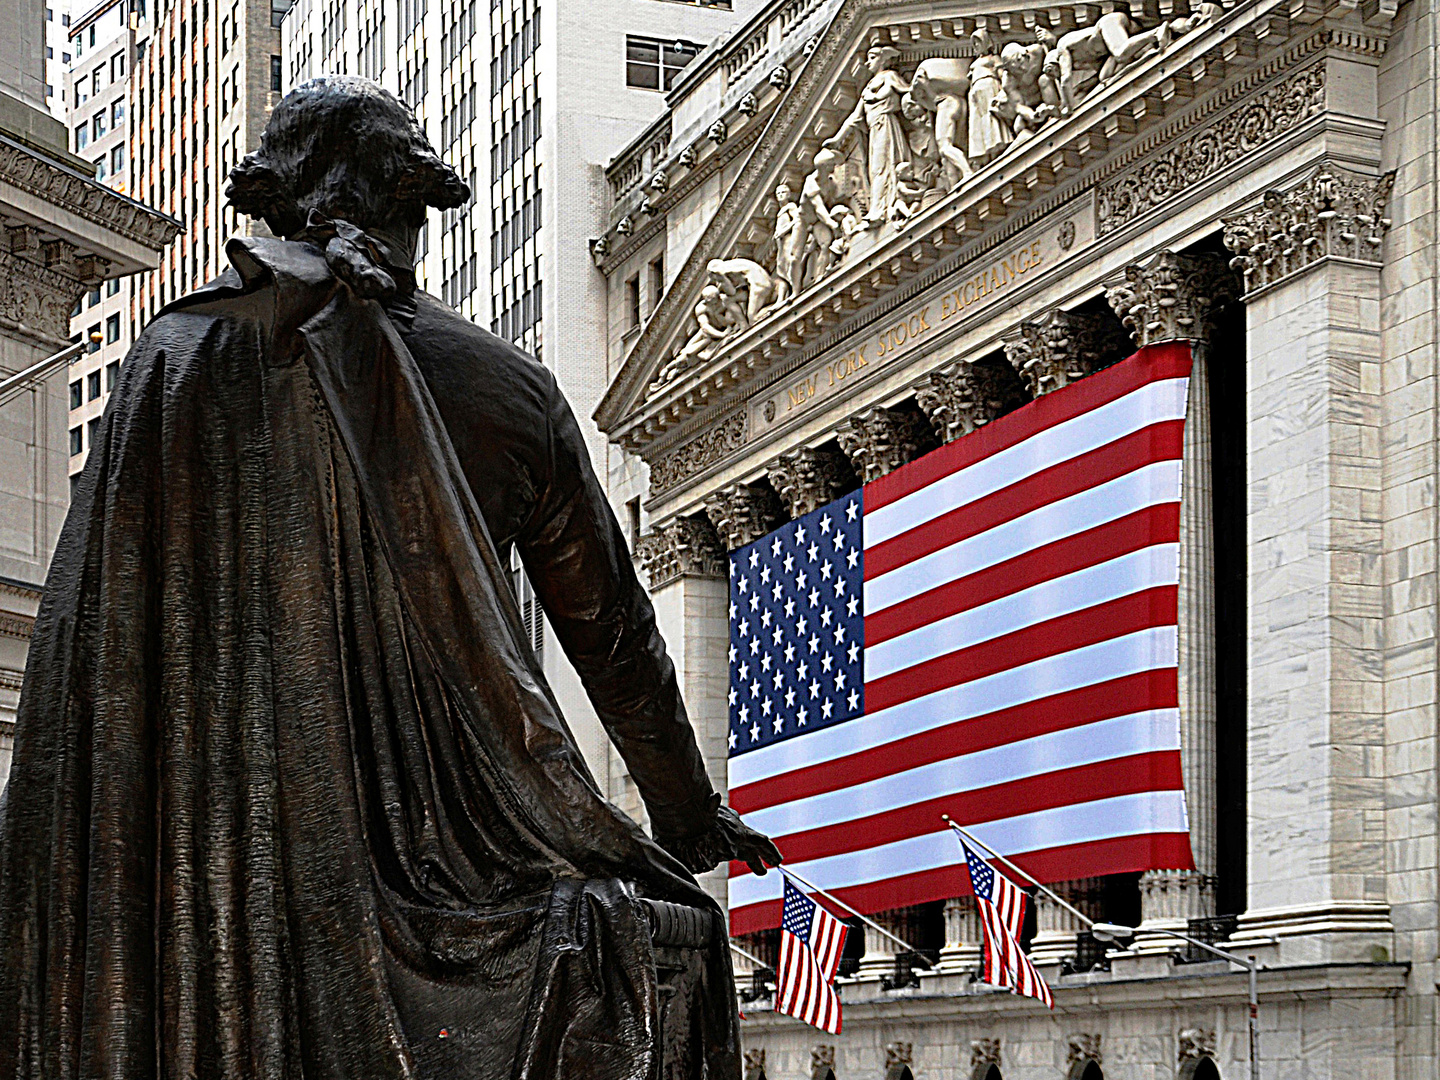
[593,0,1357,453]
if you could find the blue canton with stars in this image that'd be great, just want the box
[728,491,864,757]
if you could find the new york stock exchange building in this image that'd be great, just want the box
[586,0,1434,1074]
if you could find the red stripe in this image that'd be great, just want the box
[728,832,1194,936]
[749,751,1185,867]
[732,669,1177,815]
[865,586,1177,714]
[865,420,1184,580]
[864,344,1193,512]
[867,503,1179,646]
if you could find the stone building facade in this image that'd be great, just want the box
[589,0,1437,1075]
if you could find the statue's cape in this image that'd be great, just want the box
[0,234,738,1080]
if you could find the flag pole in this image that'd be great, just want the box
[942,815,1096,929]
[728,939,771,969]
[779,866,930,963]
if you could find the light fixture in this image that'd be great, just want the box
[1089,922,1136,943]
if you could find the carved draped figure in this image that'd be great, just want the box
[0,235,739,1080]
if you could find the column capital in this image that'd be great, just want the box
[766,446,854,519]
[916,359,1029,442]
[1002,310,1130,397]
[702,481,784,551]
[836,406,934,483]
[1222,159,1395,298]
[635,515,726,589]
[1104,250,1237,349]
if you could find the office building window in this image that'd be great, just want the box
[87,324,101,351]
[111,145,124,172]
[88,417,100,448]
[106,361,119,391]
[648,254,664,313]
[69,427,83,456]
[271,54,282,91]
[624,36,701,92]
[92,68,100,94]
[75,124,88,149]
[111,52,124,80]
[106,277,120,297]
[625,273,641,330]
[87,287,100,307]
[105,313,120,343]
[69,381,82,409]
[87,371,101,400]
[95,156,106,180]
[94,111,106,137]
[112,99,124,125]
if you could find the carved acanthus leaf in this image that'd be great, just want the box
[1003,310,1130,397]
[1178,1028,1216,1062]
[1104,250,1236,349]
[635,516,726,589]
[916,359,1030,442]
[1222,159,1394,295]
[767,446,854,518]
[837,406,935,483]
[1068,1034,1102,1065]
[885,1041,913,1066]
[647,411,748,496]
[703,480,785,551]
[971,1038,1002,1068]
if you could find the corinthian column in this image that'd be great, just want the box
[836,406,935,482]
[766,446,854,519]
[1001,309,1130,398]
[914,358,1029,443]
[1028,877,1105,969]
[702,480,785,551]
[1104,250,1237,947]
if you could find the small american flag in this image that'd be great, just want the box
[959,836,1053,1008]
[776,877,850,1033]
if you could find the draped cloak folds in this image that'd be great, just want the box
[0,233,740,1080]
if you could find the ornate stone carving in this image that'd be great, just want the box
[707,120,729,145]
[648,169,670,194]
[616,215,634,235]
[1068,1034,1102,1065]
[767,446,853,518]
[916,359,1029,442]
[738,92,759,116]
[743,1047,767,1080]
[703,480,785,550]
[588,236,609,262]
[637,196,654,217]
[1098,65,1327,236]
[810,1045,837,1080]
[971,1038,1002,1069]
[837,406,934,482]
[1222,160,1395,295]
[0,247,85,342]
[648,411,748,495]
[1178,1028,1216,1061]
[1104,250,1237,349]
[884,1042,914,1080]
[768,64,792,91]
[1003,310,1129,397]
[678,143,699,167]
[635,516,726,589]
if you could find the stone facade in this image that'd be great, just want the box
[588,0,1437,1073]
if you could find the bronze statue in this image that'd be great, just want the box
[0,77,778,1079]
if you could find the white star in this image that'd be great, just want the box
[833,624,846,644]
[760,565,772,584]
[761,608,772,627]
[740,705,749,723]
[820,607,833,627]
[847,641,860,663]
[796,570,808,590]
[784,642,796,662]
[833,578,846,596]
[739,661,750,680]
[797,616,808,636]
[847,688,860,710]
[772,582,783,601]
[820,514,832,534]
[729,728,738,749]
[796,524,807,544]
[808,588,820,607]
[750,722,760,741]
[809,635,820,654]
[771,536,782,557]
[821,699,834,718]
[797,706,808,726]
[730,559,737,578]
[772,627,783,645]
[821,653,833,672]
[832,530,845,550]
[809,680,821,699]
[834,670,847,690]
[749,593,759,611]
[772,715,784,734]
[750,679,760,698]
[729,601,737,619]
[797,660,809,680]
[784,597,796,618]
[808,542,820,561]
[784,687,796,706]
[749,637,759,654]
[729,643,738,663]
[846,501,858,522]
[760,654,772,671]
[821,561,833,580]
[749,549,760,568]
[772,670,784,689]
[728,686,737,706]
[846,548,859,569]
[738,578,748,594]
[846,595,860,617]
[761,698,772,716]
[783,552,795,573]
[739,619,749,638]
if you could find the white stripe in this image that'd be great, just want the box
[863,377,1189,549]
[865,459,1183,616]
[729,790,1189,911]
[730,626,1177,789]
[741,708,1181,839]
[866,544,1179,682]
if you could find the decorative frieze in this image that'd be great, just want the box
[1178,1028,1216,1061]
[1222,159,1395,297]
[971,1038,1003,1070]
[703,481,785,551]
[811,1045,837,1080]
[884,1042,914,1080]
[635,516,726,589]
[916,359,1029,443]
[743,1047,767,1080]
[1096,64,1327,237]
[837,406,934,483]
[1002,310,1129,398]
[766,446,853,518]
[648,411,747,496]
[1069,1034,1103,1066]
[1104,250,1237,349]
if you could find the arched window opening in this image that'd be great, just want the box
[972,1063,1003,1080]
[1180,1056,1221,1080]
[1067,1058,1104,1080]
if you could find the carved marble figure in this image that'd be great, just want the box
[822,44,913,226]
[0,76,779,1080]
[966,28,1014,163]
[772,179,802,303]
[707,256,777,323]
[796,148,847,284]
[991,38,1060,140]
[659,282,743,386]
[1049,11,1173,114]
[908,56,975,187]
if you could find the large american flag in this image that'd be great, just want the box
[727,344,1197,935]
[959,836,1052,1007]
[776,877,850,1033]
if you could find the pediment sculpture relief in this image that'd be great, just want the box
[645,2,1225,398]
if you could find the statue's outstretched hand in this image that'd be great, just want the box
[654,804,783,877]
